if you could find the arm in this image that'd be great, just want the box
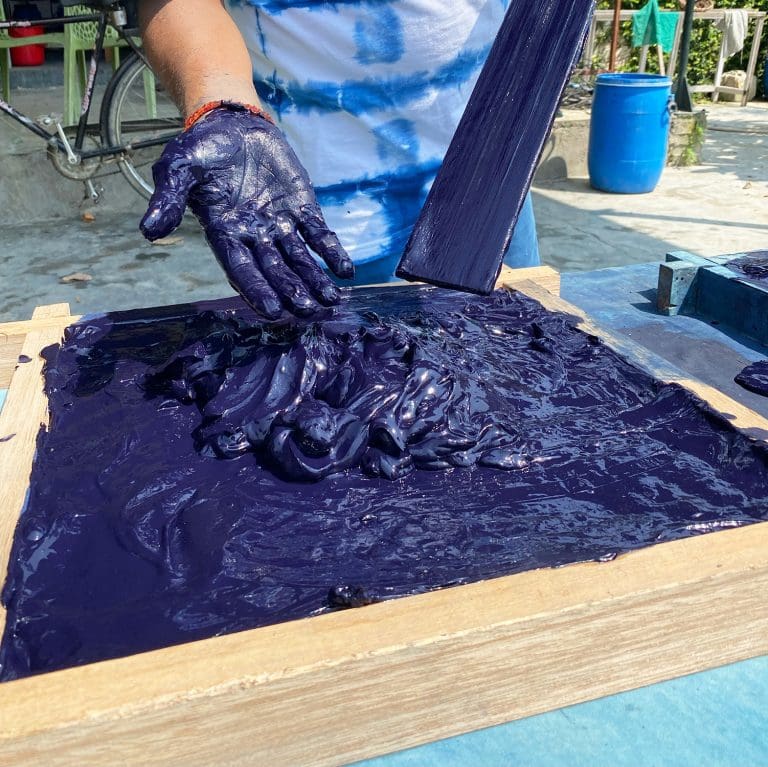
[139,0,259,118]
[137,0,354,320]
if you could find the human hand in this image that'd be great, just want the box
[140,104,354,320]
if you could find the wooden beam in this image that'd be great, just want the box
[498,264,561,295]
[0,335,27,390]
[0,303,71,640]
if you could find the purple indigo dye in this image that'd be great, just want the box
[396,0,595,294]
[327,585,379,609]
[2,286,768,681]
[141,106,354,320]
[17,355,32,364]
[735,360,768,397]
[143,302,544,481]
[726,252,768,286]
[0,434,15,443]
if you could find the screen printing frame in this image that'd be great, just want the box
[1,265,768,766]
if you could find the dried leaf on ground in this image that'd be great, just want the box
[60,272,92,284]
[81,212,96,223]
[151,236,184,246]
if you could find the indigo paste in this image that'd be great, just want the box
[2,286,768,681]
[735,360,768,397]
[726,252,768,285]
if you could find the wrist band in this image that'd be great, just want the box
[184,100,274,131]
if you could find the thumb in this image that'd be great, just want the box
[139,151,195,241]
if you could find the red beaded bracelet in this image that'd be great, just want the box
[184,100,274,131]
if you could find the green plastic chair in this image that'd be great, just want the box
[63,4,138,125]
[0,1,64,103]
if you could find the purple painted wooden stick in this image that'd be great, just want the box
[396,0,596,294]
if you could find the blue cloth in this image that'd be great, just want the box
[505,192,539,268]
[227,0,540,277]
[631,0,679,54]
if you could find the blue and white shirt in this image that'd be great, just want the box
[226,0,538,277]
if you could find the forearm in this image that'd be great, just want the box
[138,0,259,118]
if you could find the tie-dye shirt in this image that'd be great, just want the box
[226,0,537,274]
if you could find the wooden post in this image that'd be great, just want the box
[609,0,622,71]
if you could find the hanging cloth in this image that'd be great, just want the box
[632,0,680,53]
[715,9,749,59]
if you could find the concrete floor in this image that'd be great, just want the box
[1,98,767,320]
[535,102,768,273]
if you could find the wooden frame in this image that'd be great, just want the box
[1,265,768,766]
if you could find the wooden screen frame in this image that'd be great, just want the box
[1,266,767,767]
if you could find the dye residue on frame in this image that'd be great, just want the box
[726,251,768,285]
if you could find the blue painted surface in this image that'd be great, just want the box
[350,263,768,767]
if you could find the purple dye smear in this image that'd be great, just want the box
[0,434,15,443]
[3,286,768,681]
[17,355,32,364]
[726,252,768,286]
[396,0,594,293]
[735,360,768,397]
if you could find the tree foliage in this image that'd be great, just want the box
[595,1,768,96]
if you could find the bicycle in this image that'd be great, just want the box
[0,0,180,202]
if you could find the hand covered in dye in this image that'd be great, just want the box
[140,106,354,320]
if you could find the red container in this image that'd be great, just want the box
[9,26,46,67]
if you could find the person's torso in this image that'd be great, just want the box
[226,0,508,265]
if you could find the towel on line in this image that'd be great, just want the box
[715,9,749,60]
[631,0,680,53]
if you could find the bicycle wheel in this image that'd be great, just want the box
[101,52,182,200]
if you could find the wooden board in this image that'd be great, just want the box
[396,0,594,293]
[0,303,74,642]
[1,266,767,767]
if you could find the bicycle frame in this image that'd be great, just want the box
[0,6,174,160]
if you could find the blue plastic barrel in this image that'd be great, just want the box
[588,73,673,194]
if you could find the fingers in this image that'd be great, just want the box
[210,216,350,320]
[297,209,355,280]
[207,231,283,320]
[253,238,320,318]
[278,231,341,307]
[139,150,196,241]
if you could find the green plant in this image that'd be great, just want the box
[680,116,706,164]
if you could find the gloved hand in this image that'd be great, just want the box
[140,103,354,320]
